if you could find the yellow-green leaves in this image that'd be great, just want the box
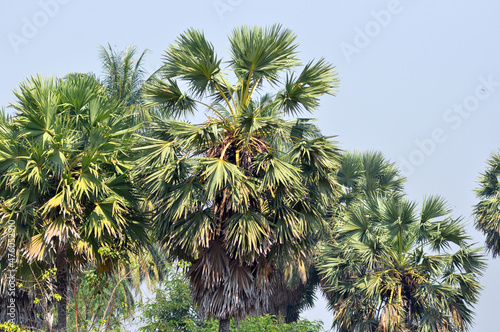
[199,157,246,200]
[225,211,270,259]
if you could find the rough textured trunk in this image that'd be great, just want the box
[56,244,68,332]
[219,318,230,332]
[0,288,47,328]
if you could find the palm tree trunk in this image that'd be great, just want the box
[56,244,68,332]
[219,318,230,332]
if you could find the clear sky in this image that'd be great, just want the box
[2,1,500,331]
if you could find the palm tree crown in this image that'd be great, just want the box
[138,24,341,330]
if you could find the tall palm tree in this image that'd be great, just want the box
[99,43,156,127]
[99,44,148,106]
[0,74,148,331]
[474,151,500,257]
[139,24,341,332]
[317,195,485,331]
[268,151,406,324]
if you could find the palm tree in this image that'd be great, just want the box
[98,44,157,126]
[266,151,406,324]
[139,24,341,332]
[99,44,148,106]
[474,151,500,257]
[317,195,485,331]
[0,74,147,331]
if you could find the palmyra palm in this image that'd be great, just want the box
[138,24,341,332]
[0,74,148,331]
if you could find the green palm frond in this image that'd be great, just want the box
[229,25,300,92]
[163,28,222,98]
[276,58,339,116]
[142,78,196,118]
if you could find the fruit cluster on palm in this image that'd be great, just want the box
[138,24,341,331]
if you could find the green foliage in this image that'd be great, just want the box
[474,151,500,256]
[98,43,153,124]
[194,315,323,332]
[0,323,39,332]
[140,262,202,332]
[334,150,405,210]
[66,270,131,332]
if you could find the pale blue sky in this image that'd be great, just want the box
[2,1,500,331]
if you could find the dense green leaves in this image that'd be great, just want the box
[229,25,300,90]
[1,74,146,262]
